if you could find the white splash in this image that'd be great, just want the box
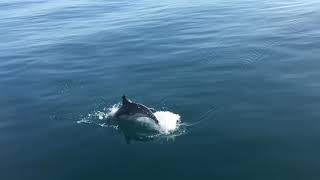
[120,111,181,134]
[154,111,181,134]
[105,103,120,118]
[76,103,120,124]
[76,118,91,124]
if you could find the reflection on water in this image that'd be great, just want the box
[117,120,159,144]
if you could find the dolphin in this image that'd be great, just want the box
[114,95,159,124]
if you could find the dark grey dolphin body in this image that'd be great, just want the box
[114,96,159,124]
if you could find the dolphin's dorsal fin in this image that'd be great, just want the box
[122,95,131,105]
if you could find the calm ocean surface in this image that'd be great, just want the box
[1,0,320,179]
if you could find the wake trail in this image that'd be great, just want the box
[181,106,216,127]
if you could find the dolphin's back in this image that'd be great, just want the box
[130,103,158,123]
[115,96,159,124]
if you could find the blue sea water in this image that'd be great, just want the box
[1,0,320,179]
